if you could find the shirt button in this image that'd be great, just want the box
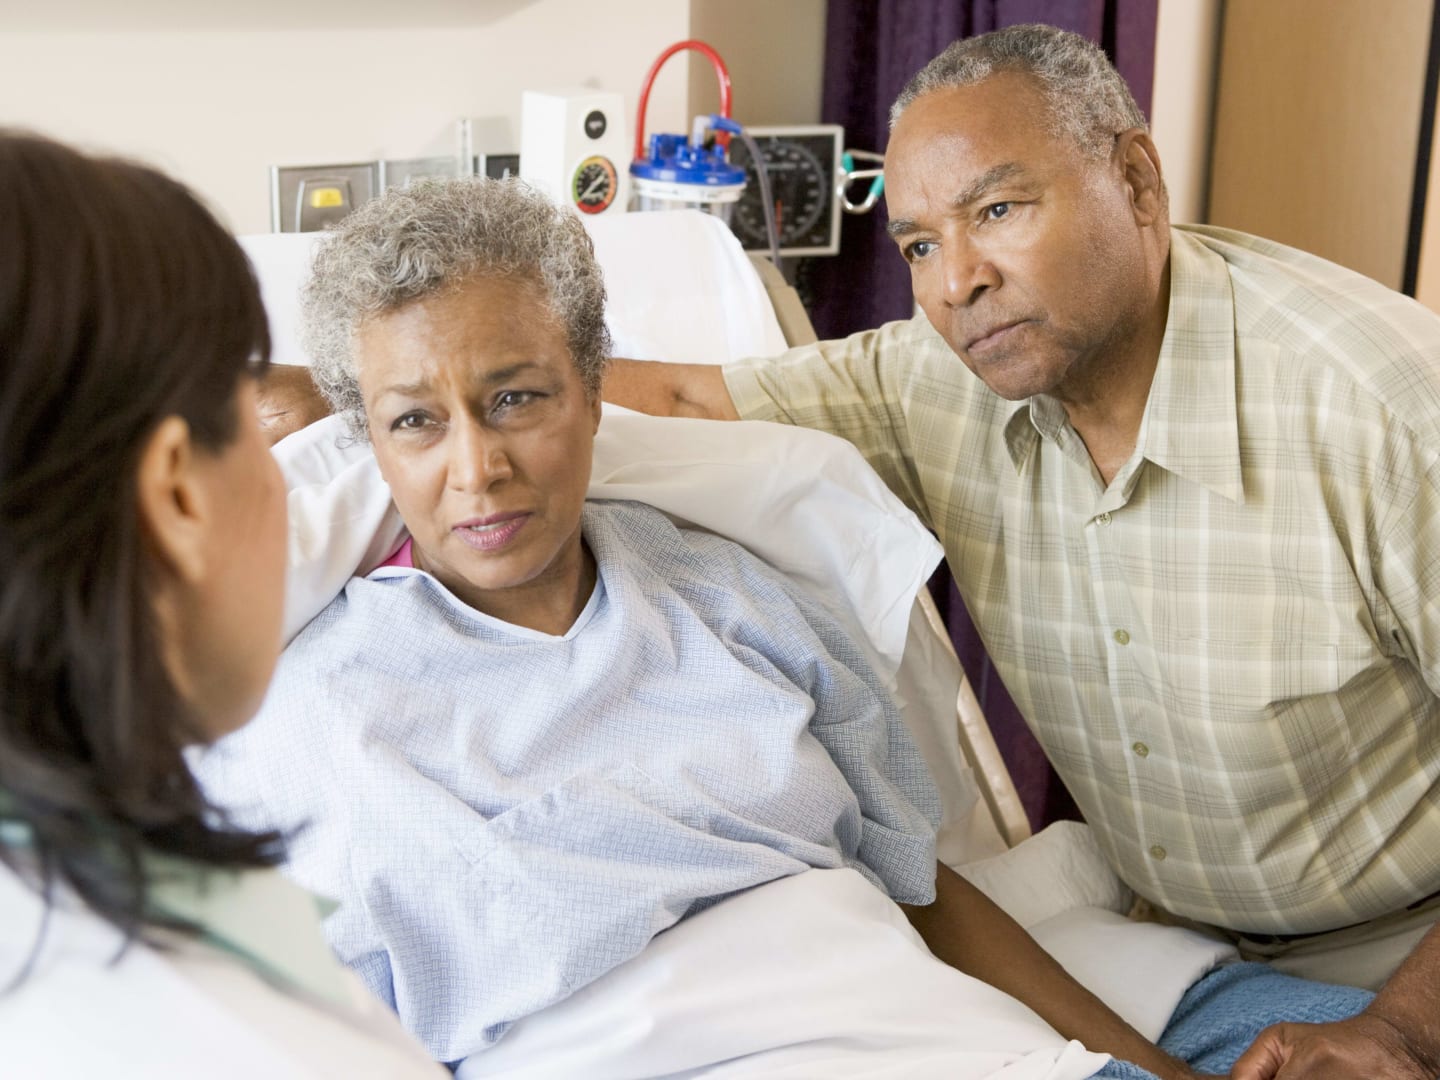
[1132,741,1150,758]
[1096,512,1112,526]
[1113,629,1131,646]
[1149,844,1168,861]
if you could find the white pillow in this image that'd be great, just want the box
[957,822,1239,1042]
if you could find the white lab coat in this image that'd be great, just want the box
[0,859,443,1079]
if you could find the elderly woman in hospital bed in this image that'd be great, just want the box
[198,180,1367,1080]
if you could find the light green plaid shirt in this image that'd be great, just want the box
[725,225,1440,936]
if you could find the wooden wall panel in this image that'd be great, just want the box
[1208,0,1431,290]
[1413,56,1440,311]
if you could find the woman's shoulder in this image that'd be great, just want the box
[586,500,793,588]
[0,861,440,1079]
[584,500,823,641]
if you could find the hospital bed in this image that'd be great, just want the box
[239,209,1237,1077]
[242,213,1028,860]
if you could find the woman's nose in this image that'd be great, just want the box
[446,420,513,491]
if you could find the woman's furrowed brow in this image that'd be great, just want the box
[479,361,542,386]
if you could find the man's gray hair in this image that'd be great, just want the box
[890,24,1146,157]
[301,176,611,438]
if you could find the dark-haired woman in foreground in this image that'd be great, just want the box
[0,132,440,1077]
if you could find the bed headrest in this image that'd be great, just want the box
[237,209,788,369]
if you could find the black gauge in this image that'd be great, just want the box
[734,141,825,246]
[726,126,843,257]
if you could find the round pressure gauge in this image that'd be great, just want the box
[572,155,619,214]
[724,127,844,256]
[737,140,829,246]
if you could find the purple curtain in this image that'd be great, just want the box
[815,0,1158,831]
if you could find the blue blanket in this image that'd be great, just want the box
[1094,961,1373,1078]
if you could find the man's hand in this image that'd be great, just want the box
[603,358,739,420]
[256,365,331,446]
[1231,1012,1435,1079]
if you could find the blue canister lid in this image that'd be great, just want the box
[630,132,746,187]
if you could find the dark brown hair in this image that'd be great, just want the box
[0,132,282,950]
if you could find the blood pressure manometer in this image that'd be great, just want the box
[726,126,844,257]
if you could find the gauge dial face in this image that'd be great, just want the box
[732,140,828,249]
[572,155,618,214]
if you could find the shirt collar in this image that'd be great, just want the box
[0,800,350,1009]
[1134,228,1245,503]
[1001,228,1244,503]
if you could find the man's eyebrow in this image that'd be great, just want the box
[952,162,1026,210]
[887,162,1029,239]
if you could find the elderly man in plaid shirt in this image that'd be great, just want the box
[607,24,1440,1080]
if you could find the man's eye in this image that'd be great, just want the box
[985,202,1012,221]
[906,240,938,262]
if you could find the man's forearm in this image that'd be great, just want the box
[903,862,1197,1080]
[602,358,740,421]
[1365,922,1440,1071]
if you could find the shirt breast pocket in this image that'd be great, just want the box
[1155,635,1375,783]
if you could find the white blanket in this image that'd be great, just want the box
[458,868,1111,1080]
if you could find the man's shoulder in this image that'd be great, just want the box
[1179,224,1440,442]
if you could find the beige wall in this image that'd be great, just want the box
[1413,61,1440,310]
[1149,0,1222,226]
[0,0,697,235]
[1207,0,1432,291]
[2,2,1213,238]
[686,0,827,126]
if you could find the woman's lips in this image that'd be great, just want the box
[453,512,530,551]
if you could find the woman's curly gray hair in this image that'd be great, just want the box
[301,176,611,437]
[890,24,1146,158]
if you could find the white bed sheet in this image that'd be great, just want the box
[457,868,1111,1080]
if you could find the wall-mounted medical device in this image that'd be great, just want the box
[271,162,378,233]
[624,40,876,264]
[268,41,882,252]
[727,126,845,257]
[271,152,517,232]
[519,89,629,216]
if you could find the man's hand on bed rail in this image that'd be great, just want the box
[256,365,332,446]
[1230,927,1440,1079]
[1229,1012,1434,1079]
[603,359,740,420]
[902,862,1216,1080]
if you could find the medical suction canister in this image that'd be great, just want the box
[628,40,782,265]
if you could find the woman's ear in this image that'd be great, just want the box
[135,415,210,585]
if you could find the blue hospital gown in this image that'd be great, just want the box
[196,500,940,1065]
